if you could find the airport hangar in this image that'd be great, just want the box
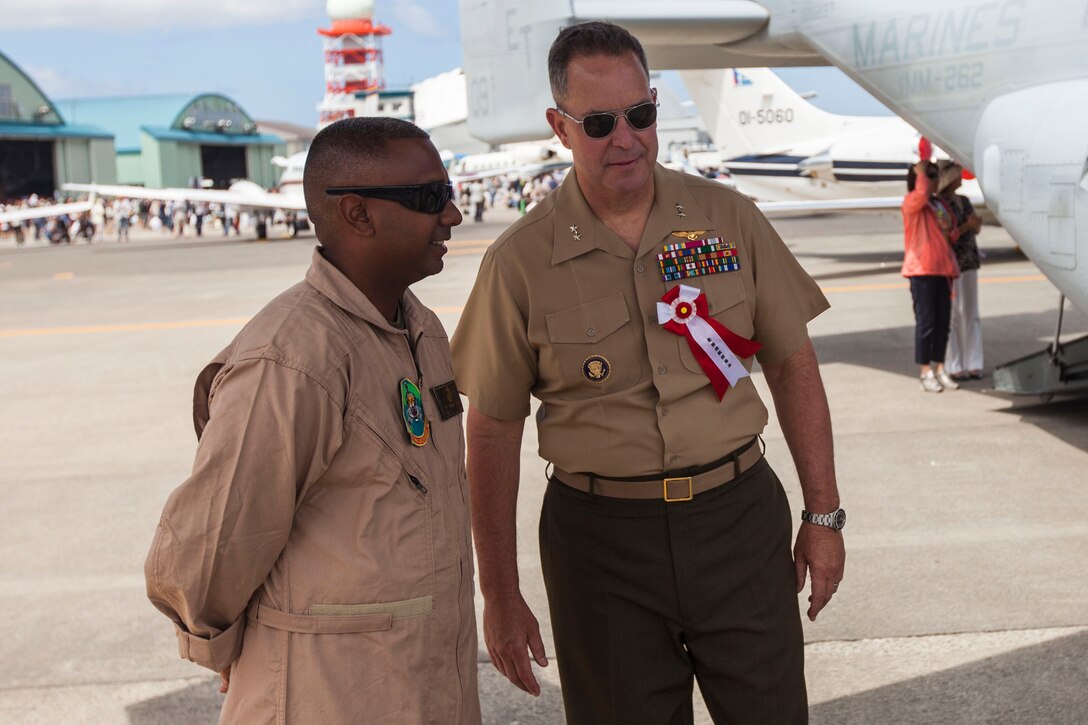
[0,50,116,200]
[2,49,287,196]
[56,94,285,190]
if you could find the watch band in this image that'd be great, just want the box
[802,508,846,530]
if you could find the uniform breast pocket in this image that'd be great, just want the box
[544,291,643,396]
[677,274,755,374]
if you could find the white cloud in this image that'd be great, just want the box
[390,1,448,40]
[1,0,316,30]
[22,64,148,99]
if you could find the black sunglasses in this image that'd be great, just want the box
[556,92,659,139]
[325,181,454,214]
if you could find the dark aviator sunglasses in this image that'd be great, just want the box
[555,91,659,139]
[325,181,454,214]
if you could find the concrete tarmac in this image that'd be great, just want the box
[1,207,1086,724]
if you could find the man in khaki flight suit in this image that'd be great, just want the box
[452,22,845,724]
[145,117,480,724]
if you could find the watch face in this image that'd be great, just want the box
[833,509,847,529]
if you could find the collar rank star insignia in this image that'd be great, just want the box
[656,285,761,400]
[400,378,430,446]
[570,225,581,241]
[657,237,740,282]
[674,203,686,217]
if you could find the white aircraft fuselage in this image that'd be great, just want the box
[459,0,1088,316]
[680,67,976,203]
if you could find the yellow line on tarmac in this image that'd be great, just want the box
[820,281,908,293]
[0,274,1049,339]
[820,273,1047,294]
[447,239,494,248]
[980,274,1046,284]
[0,318,251,339]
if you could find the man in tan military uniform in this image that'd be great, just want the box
[145,117,480,724]
[452,22,845,724]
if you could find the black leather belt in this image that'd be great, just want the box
[551,437,763,501]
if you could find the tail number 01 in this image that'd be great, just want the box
[738,108,795,125]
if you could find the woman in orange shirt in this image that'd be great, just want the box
[902,160,960,392]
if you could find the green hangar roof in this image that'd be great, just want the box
[54,93,281,152]
[0,49,111,139]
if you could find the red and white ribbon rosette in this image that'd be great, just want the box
[657,284,762,400]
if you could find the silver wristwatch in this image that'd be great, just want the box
[801,508,846,531]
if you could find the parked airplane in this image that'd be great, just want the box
[458,0,1088,395]
[681,67,982,205]
[449,139,573,179]
[0,199,93,226]
[58,141,570,238]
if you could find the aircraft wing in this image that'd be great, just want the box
[0,200,94,225]
[756,192,986,217]
[756,196,902,215]
[459,0,826,144]
[450,161,572,185]
[61,183,307,211]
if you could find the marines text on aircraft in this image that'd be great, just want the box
[458,0,1088,396]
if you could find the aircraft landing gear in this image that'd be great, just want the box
[993,292,1088,397]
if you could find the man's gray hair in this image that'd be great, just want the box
[547,21,650,104]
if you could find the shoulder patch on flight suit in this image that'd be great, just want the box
[400,378,430,446]
[658,237,740,282]
[430,380,464,421]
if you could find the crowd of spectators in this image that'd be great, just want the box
[1,193,299,246]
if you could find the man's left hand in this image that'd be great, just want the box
[794,524,845,621]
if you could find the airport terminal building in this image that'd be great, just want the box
[56,94,286,189]
[0,50,117,200]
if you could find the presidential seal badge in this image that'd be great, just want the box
[400,377,431,447]
[582,355,611,383]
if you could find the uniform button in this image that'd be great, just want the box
[648,313,656,323]
[669,454,679,464]
[636,264,646,273]
[660,407,669,416]
[657,365,667,374]
[586,328,596,338]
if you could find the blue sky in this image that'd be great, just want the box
[1,0,890,130]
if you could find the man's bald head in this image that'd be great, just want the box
[303,117,431,237]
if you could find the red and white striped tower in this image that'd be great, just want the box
[317,0,392,128]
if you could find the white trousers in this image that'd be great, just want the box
[945,269,984,374]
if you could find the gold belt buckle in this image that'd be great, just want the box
[663,476,693,502]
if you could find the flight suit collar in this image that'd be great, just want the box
[305,247,438,338]
[550,165,717,265]
[636,165,716,260]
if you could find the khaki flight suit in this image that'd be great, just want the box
[452,165,828,724]
[146,249,480,725]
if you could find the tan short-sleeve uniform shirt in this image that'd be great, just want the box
[452,165,828,477]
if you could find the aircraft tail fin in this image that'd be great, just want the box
[460,0,564,144]
[680,68,845,156]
